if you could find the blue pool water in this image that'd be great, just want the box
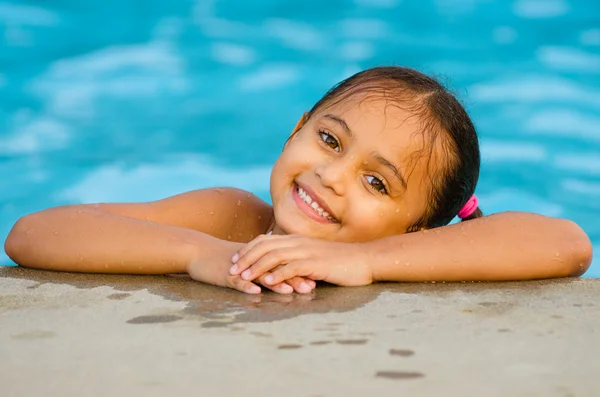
[1,0,599,276]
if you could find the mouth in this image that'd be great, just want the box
[292,182,338,224]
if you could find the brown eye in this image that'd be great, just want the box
[319,131,340,152]
[365,175,388,194]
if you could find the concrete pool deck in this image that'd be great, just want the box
[0,267,598,397]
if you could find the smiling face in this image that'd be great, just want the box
[269,94,448,242]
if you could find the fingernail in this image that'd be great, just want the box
[249,285,261,294]
[265,274,274,284]
[281,284,293,293]
[229,264,238,275]
[242,269,252,280]
[231,253,239,263]
[307,280,316,288]
[299,282,311,293]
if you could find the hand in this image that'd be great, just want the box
[229,234,373,287]
[186,239,316,295]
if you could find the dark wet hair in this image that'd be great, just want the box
[306,66,482,231]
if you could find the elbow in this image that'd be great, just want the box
[561,220,593,277]
[4,216,31,264]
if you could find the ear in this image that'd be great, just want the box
[284,112,309,147]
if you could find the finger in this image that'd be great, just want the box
[286,276,314,294]
[231,233,277,264]
[263,261,312,286]
[255,274,293,294]
[305,279,317,288]
[230,236,300,275]
[240,248,304,281]
[228,276,261,294]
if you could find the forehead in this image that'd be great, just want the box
[315,94,441,161]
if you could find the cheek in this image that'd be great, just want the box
[347,197,414,237]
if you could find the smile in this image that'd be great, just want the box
[292,183,338,224]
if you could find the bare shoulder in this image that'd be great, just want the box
[89,188,273,242]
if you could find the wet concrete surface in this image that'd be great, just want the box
[1,267,599,396]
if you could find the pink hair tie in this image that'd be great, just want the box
[457,195,478,219]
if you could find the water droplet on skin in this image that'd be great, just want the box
[210,222,214,227]
[196,212,201,215]
[227,235,232,240]
[431,281,436,284]
[25,229,33,235]
[234,213,238,218]
[258,215,262,220]
[469,240,474,244]
[395,208,400,213]
[394,259,400,265]
[104,264,108,269]
[209,211,215,215]
[404,262,411,267]
[237,200,242,206]
[76,210,82,214]
[53,231,58,236]
[363,160,369,165]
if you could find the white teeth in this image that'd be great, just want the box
[296,186,335,221]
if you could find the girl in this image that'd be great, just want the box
[4,67,593,295]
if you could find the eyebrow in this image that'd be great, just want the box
[372,152,408,190]
[323,114,353,138]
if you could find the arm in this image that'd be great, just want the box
[4,189,278,293]
[230,212,593,285]
[370,212,593,282]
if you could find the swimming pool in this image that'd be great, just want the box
[1,0,599,276]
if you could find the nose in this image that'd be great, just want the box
[314,158,350,196]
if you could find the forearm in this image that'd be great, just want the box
[4,206,222,274]
[370,212,593,282]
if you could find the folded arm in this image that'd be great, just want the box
[370,211,592,282]
[232,212,593,286]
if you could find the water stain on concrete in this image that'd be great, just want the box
[12,330,56,340]
[376,371,424,380]
[498,328,511,333]
[336,339,368,345]
[127,315,182,324]
[278,344,302,349]
[1,267,575,328]
[250,331,272,337]
[107,293,131,300]
[310,341,331,345]
[389,349,414,357]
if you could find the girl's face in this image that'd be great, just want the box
[270,95,444,242]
